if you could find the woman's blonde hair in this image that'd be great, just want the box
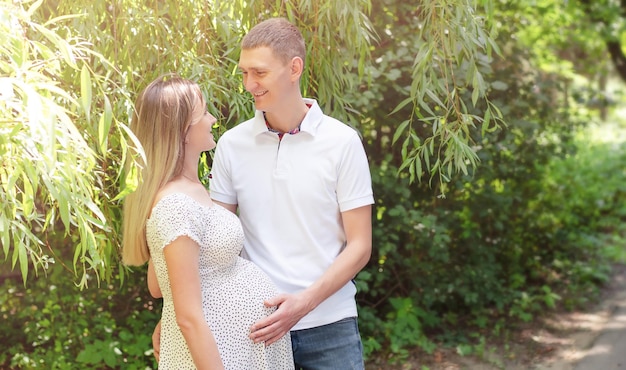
[122,74,204,266]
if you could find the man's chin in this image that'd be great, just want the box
[253,101,265,111]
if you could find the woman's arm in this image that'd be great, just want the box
[148,259,162,361]
[164,236,224,369]
[147,259,162,298]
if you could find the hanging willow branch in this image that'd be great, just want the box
[392,0,504,196]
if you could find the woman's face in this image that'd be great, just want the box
[187,100,217,152]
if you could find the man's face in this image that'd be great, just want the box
[238,46,292,113]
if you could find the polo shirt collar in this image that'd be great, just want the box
[252,98,322,137]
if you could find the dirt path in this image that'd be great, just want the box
[539,264,626,370]
[366,264,626,370]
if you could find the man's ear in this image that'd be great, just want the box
[290,56,304,81]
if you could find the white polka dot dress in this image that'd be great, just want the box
[146,193,294,369]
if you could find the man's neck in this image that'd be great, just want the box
[264,99,310,133]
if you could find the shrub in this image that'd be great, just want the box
[0,265,160,369]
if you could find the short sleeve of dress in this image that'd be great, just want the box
[148,194,202,249]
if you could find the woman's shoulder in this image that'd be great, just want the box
[153,179,212,210]
[146,191,205,249]
[152,192,189,209]
[148,193,190,226]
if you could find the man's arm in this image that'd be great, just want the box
[249,204,372,345]
[212,199,237,214]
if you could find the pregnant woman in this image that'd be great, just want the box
[122,74,293,369]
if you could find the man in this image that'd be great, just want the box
[154,17,373,369]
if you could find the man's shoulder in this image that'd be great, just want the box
[303,100,357,136]
[319,114,360,138]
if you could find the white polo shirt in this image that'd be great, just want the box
[209,99,374,330]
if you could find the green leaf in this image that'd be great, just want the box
[18,242,28,283]
[81,64,92,123]
[42,14,83,27]
[0,218,9,258]
[392,119,411,145]
[28,22,77,68]
[58,193,71,230]
[21,173,34,218]
[491,81,508,91]
[26,0,44,16]
[471,87,480,106]
[98,96,113,155]
[425,88,445,109]
[390,96,414,116]
[481,108,491,136]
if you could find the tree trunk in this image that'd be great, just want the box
[607,41,626,82]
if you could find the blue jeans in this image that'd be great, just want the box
[290,317,364,370]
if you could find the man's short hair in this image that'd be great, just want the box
[242,18,306,65]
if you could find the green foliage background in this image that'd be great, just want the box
[1,0,626,368]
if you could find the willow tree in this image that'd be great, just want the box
[1,0,500,286]
[0,1,117,287]
[388,0,504,194]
